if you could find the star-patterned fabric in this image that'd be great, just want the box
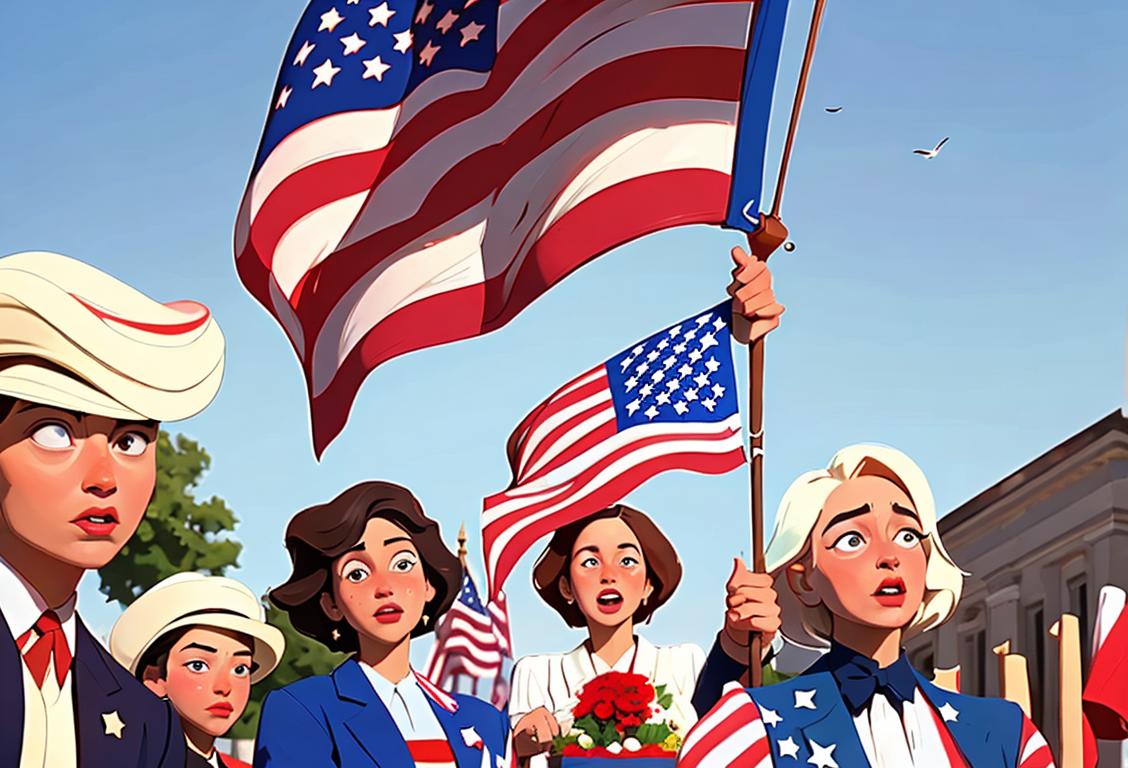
[255,0,497,171]
[679,671,1057,768]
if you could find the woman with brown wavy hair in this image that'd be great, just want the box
[252,481,509,768]
[507,504,780,766]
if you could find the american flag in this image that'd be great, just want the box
[234,0,791,456]
[424,567,513,707]
[482,302,746,597]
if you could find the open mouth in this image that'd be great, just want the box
[374,603,405,624]
[596,589,624,614]
[872,578,906,607]
[71,507,120,537]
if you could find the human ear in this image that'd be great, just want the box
[141,666,168,698]
[786,562,821,608]
[643,578,654,604]
[319,592,344,622]
[558,575,575,604]
[424,577,436,603]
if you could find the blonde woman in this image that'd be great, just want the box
[681,444,1056,768]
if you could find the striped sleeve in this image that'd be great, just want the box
[677,683,773,768]
[1017,714,1055,768]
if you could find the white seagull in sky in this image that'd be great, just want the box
[913,136,949,159]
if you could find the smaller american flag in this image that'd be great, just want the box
[425,568,512,707]
[482,301,747,598]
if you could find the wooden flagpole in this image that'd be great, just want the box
[744,0,828,686]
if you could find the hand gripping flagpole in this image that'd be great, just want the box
[744,0,828,687]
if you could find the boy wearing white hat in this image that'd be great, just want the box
[110,573,285,768]
[0,250,225,768]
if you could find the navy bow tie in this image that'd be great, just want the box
[822,643,919,715]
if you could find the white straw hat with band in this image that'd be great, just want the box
[109,572,285,685]
[0,250,224,421]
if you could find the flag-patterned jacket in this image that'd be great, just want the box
[679,672,1054,768]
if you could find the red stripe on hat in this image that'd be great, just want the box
[72,295,211,335]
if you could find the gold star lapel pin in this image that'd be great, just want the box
[102,710,125,739]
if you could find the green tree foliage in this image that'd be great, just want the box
[230,607,345,739]
[97,432,241,605]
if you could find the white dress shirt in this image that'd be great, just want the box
[852,688,950,768]
[359,662,449,741]
[0,555,78,768]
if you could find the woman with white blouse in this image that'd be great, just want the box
[508,504,780,765]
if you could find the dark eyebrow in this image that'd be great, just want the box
[617,543,641,553]
[181,642,218,654]
[573,545,600,559]
[233,650,254,658]
[892,503,921,524]
[343,542,366,554]
[383,536,412,547]
[821,504,871,534]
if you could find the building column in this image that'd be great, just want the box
[985,583,1021,698]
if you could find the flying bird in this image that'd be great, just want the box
[913,136,950,159]
[824,106,843,113]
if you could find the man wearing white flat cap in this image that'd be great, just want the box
[110,573,285,768]
[0,250,225,768]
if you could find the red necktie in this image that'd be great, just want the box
[16,610,73,688]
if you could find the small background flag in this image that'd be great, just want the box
[424,566,513,708]
[234,0,790,455]
[482,302,746,598]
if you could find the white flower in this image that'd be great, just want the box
[623,738,642,752]
[606,742,623,755]
[576,734,594,750]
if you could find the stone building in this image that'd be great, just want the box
[904,408,1128,765]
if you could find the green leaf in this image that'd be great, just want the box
[573,715,603,737]
[657,692,674,710]
[600,721,619,746]
[635,722,672,745]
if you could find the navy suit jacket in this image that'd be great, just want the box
[692,639,1025,767]
[254,659,509,768]
[0,606,184,768]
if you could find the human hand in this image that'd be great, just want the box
[728,246,784,344]
[512,706,561,758]
[722,556,781,660]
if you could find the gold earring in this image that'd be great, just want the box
[422,614,430,626]
[331,627,341,642]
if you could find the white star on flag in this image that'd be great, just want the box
[779,736,800,758]
[319,7,345,32]
[460,20,485,47]
[794,689,817,710]
[293,40,315,66]
[673,401,689,415]
[436,9,460,33]
[416,0,435,24]
[368,2,395,26]
[362,55,391,81]
[644,405,659,420]
[939,702,959,722]
[275,85,292,109]
[760,707,782,727]
[393,29,413,53]
[705,357,721,373]
[311,58,342,88]
[340,32,366,55]
[807,739,838,768]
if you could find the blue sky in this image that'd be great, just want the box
[1,0,1125,671]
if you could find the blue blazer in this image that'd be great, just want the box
[0,607,184,768]
[692,640,1025,767]
[254,658,509,768]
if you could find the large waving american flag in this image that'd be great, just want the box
[234,0,791,455]
[482,302,746,597]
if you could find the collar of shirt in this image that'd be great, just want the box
[359,663,447,740]
[821,641,918,715]
[0,554,77,652]
[570,634,657,676]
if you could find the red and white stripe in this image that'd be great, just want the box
[406,739,458,768]
[481,364,744,596]
[414,670,460,713]
[1017,714,1055,768]
[235,0,759,455]
[678,683,772,768]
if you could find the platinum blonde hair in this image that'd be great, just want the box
[765,443,964,650]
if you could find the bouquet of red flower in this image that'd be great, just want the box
[551,671,680,763]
